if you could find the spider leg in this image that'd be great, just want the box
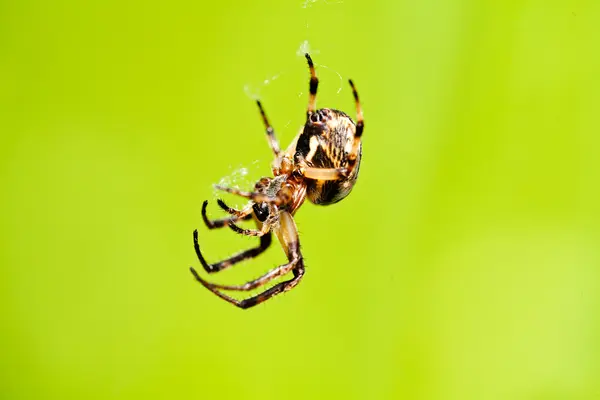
[346,79,364,174]
[191,210,305,309]
[216,198,251,217]
[256,100,281,157]
[190,264,304,309]
[302,166,349,181]
[190,254,299,292]
[305,53,318,115]
[228,218,272,237]
[214,185,283,205]
[201,200,252,229]
[193,228,271,273]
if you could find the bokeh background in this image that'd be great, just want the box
[1,0,599,399]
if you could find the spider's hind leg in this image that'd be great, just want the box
[305,53,319,115]
[346,79,364,175]
[301,166,349,181]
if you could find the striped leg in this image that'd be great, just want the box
[305,53,319,115]
[191,210,305,309]
[201,200,252,229]
[345,79,364,175]
[192,228,272,274]
[191,254,299,292]
[228,218,272,237]
[216,199,252,218]
[213,185,283,205]
[190,264,304,309]
[256,100,281,157]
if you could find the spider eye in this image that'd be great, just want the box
[252,203,269,222]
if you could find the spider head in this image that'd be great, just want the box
[252,202,269,222]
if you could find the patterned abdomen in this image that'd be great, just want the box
[294,108,362,205]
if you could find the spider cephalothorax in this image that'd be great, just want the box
[190,54,364,309]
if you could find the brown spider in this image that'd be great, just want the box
[190,53,364,309]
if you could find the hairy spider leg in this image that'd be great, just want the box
[190,210,305,309]
[201,200,252,229]
[228,218,272,237]
[213,185,284,205]
[305,53,318,115]
[191,266,304,310]
[216,199,252,218]
[345,79,364,174]
[193,226,272,274]
[256,100,281,157]
[191,253,297,292]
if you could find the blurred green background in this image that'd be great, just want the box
[1,0,599,399]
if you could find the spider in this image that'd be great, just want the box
[190,53,364,309]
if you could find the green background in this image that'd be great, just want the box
[2,0,599,399]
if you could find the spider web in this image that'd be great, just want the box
[301,0,344,9]
[242,0,346,103]
[212,160,263,209]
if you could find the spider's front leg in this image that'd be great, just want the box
[228,218,273,237]
[201,199,253,229]
[227,203,276,237]
[216,199,250,217]
[190,210,305,309]
[213,185,284,205]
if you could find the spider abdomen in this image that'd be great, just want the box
[295,108,362,205]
